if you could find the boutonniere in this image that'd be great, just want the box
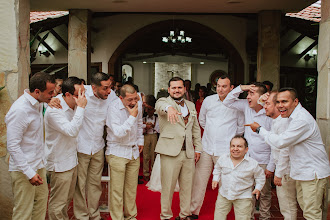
[191,110,197,117]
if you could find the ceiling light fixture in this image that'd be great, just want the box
[162,29,192,44]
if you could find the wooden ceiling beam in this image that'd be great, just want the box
[49,29,68,50]
[299,40,318,59]
[281,34,305,56]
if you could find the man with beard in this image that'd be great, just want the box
[155,77,203,220]
[74,72,117,220]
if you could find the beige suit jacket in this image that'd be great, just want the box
[155,96,203,159]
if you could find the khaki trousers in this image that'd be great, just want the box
[276,175,297,220]
[10,168,48,220]
[106,154,140,220]
[251,164,271,220]
[160,151,195,219]
[74,149,104,220]
[214,193,252,220]
[190,151,219,215]
[296,177,328,220]
[143,133,158,177]
[48,167,78,220]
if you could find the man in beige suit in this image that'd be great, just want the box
[155,77,203,220]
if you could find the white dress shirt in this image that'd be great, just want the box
[44,95,85,172]
[223,86,275,171]
[270,116,291,178]
[259,103,330,181]
[106,98,144,160]
[77,86,117,155]
[199,94,244,156]
[213,153,265,200]
[143,115,159,134]
[5,90,45,179]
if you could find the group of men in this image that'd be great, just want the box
[5,71,330,220]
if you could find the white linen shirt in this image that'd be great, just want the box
[223,86,275,171]
[5,90,45,179]
[199,94,244,156]
[44,95,85,172]
[77,85,117,155]
[259,104,330,181]
[213,153,265,200]
[270,116,291,178]
[106,98,144,160]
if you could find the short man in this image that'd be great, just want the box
[190,75,244,219]
[142,101,159,181]
[5,72,55,220]
[212,136,265,220]
[248,88,330,220]
[155,77,203,220]
[45,77,87,220]
[106,84,144,220]
[74,72,117,220]
[223,83,274,220]
[54,78,64,96]
[260,91,297,219]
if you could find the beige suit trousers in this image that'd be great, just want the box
[143,133,158,177]
[296,177,328,220]
[214,193,252,220]
[74,149,104,220]
[190,151,219,215]
[276,175,297,220]
[10,168,48,220]
[160,151,195,219]
[106,154,140,220]
[251,164,271,220]
[48,167,78,220]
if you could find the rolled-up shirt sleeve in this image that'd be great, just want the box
[254,165,266,191]
[6,109,36,179]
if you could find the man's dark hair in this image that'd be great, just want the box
[62,77,82,95]
[251,82,267,95]
[268,90,278,105]
[218,74,233,86]
[263,81,274,91]
[230,135,248,148]
[200,86,207,96]
[168,77,184,87]
[145,94,157,108]
[278,87,298,100]
[91,72,110,86]
[29,72,55,92]
[80,78,86,85]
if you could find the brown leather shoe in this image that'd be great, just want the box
[175,216,192,220]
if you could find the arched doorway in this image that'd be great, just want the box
[108,19,244,88]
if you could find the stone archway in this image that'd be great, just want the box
[108,19,244,85]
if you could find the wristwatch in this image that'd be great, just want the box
[256,126,261,134]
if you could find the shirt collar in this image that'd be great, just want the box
[255,107,266,116]
[58,94,71,112]
[24,89,39,108]
[118,99,126,110]
[85,85,95,97]
[289,103,302,120]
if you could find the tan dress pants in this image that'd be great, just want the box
[74,149,104,220]
[251,164,271,220]
[143,133,158,177]
[276,175,297,220]
[48,167,78,220]
[296,177,328,220]
[10,168,48,220]
[160,151,195,219]
[190,151,219,215]
[106,154,140,220]
[214,193,253,220]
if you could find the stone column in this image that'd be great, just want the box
[0,0,30,217]
[316,0,330,215]
[256,10,281,89]
[68,9,91,82]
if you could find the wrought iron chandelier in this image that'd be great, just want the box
[162,30,192,44]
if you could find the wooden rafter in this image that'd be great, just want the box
[281,34,305,56]
[299,40,318,59]
[35,35,56,55]
[50,29,68,50]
